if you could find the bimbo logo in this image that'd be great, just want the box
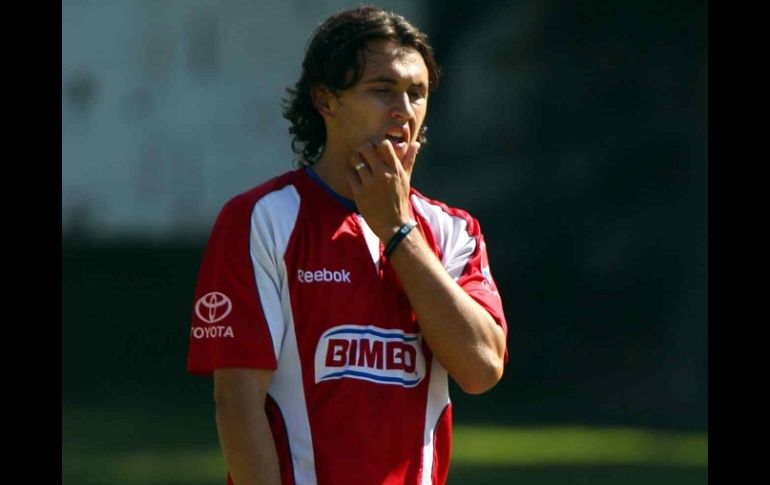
[314,325,426,387]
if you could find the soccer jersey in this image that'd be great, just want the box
[187,167,507,485]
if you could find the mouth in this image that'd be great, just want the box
[383,126,410,152]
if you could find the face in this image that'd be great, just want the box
[321,39,430,163]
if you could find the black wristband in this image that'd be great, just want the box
[384,220,418,258]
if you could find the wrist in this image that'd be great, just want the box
[378,220,410,241]
[383,220,418,258]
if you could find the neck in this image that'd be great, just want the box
[310,147,354,200]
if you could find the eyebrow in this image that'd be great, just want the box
[361,76,427,90]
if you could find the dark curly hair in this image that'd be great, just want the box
[282,5,441,166]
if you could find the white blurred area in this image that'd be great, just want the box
[62,0,426,240]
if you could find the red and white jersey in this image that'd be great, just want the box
[187,168,507,485]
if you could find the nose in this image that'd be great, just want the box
[389,91,414,121]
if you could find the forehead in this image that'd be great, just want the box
[359,39,428,84]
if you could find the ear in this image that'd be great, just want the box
[311,84,335,118]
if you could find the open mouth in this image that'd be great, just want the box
[385,134,406,144]
[384,128,409,147]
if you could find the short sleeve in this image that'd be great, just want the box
[452,232,508,345]
[445,219,508,345]
[411,194,509,363]
[186,192,289,375]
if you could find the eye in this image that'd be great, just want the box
[409,90,426,102]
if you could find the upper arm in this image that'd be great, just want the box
[411,196,509,362]
[214,368,274,405]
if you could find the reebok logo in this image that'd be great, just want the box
[297,267,351,283]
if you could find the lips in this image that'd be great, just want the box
[384,126,410,146]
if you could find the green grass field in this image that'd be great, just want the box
[62,407,707,485]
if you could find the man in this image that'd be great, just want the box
[187,6,508,485]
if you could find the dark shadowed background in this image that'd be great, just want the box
[62,0,707,483]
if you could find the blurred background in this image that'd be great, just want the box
[62,0,707,483]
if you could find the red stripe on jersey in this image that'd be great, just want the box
[266,395,296,485]
[432,404,452,485]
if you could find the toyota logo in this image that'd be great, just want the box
[195,292,233,324]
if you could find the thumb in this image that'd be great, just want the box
[402,142,421,176]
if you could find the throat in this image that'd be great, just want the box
[309,156,355,200]
[306,165,357,213]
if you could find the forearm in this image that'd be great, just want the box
[388,228,506,394]
[215,398,281,485]
[345,138,505,392]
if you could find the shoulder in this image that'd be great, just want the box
[409,187,482,238]
[224,169,303,213]
[203,169,305,248]
[215,169,305,225]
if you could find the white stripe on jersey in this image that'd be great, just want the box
[410,195,477,280]
[250,185,300,359]
[357,214,382,272]
[421,356,450,485]
[412,195,477,483]
[250,185,318,484]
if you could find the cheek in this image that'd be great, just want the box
[414,105,428,129]
[346,97,385,122]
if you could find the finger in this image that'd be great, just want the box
[374,139,400,172]
[349,150,371,173]
[358,142,387,177]
[351,154,373,184]
[345,166,363,194]
[350,155,369,174]
[402,141,421,176]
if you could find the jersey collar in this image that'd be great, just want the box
[305,166,359,213]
